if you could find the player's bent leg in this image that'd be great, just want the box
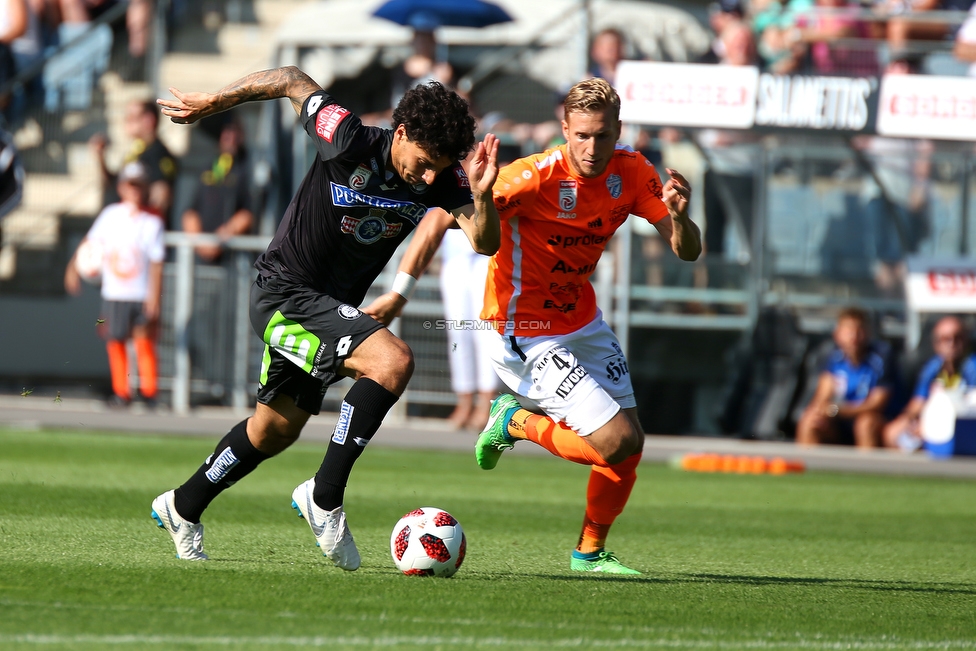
[584,411,643,466]
[248,394,312,455]
[338,326,414,395]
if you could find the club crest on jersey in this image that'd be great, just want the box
[349,164,372,190]
[340,209,402,244]
[559,180,577,211]
[606,174,622,199]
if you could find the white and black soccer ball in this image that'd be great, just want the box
[390,507,466,577]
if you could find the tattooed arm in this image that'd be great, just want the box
[157,66,322,124]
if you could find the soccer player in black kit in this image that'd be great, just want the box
[150,66,500,568]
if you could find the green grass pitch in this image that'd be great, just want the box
[1,427,975,650]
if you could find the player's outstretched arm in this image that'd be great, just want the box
[361,208,457,326]
[452,133,500,256]
[658,167,702,261]
[157,66,322,124]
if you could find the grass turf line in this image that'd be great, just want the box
[1,428,975,650]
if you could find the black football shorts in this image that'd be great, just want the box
[249,273,385,415]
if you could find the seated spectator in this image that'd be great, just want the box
[796,307,894,448]
[883,316,976,451]
[181,118,253,264]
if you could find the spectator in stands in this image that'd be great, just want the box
[439,219,499,430]
[697,21,761,261]
[0,0,27,112]
[362,28,454,128]
[779,0,878,76]
[855,53,931,296]
[885,0,949,53]
[796,307,894,448]
[953,1,976,75]
[698,0,746,64]
[64,161,164,409]
[180,118,253,264]
[91,99,176,220]
[883,316,976,451]
[589,28,626,84]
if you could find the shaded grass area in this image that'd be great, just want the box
[1,428,975,649]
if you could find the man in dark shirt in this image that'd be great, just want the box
[181,119,254,264]
[92,100,177,219]
[150,66,500,568]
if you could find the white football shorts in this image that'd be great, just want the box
[487,312,635,436]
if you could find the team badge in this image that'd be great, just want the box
[337,305,362,320]
[558,180,577,211]
[340,209,402,244]
[349,164,372,190]
[606,174,622,199]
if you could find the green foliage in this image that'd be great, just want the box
[1,428,975,650]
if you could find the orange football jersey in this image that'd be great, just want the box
[482,144,670,336]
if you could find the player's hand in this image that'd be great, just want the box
[467,133,499,201]
[157,88,217,124]
[662,168,691,217]
[361,291,407,326]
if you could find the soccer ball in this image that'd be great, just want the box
[74,239,103,283]
[390,507,466,577]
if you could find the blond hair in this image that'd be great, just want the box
[563,77,620,123]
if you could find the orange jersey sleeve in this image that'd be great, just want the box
[483,145,670,336]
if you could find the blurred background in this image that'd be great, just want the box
[1,0,974,442]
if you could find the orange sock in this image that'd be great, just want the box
[106,340,129,400]
[509,409,607,466]
[576,452,642,553]
[134,337,158,399]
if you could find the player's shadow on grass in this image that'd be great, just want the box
[680,573,976,596]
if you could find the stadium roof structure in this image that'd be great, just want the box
[271,0,709,93]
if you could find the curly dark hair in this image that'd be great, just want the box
[391,82,476,162]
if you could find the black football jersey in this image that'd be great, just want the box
[254,90,474,305]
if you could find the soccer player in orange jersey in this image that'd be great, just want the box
[476,77,702,574]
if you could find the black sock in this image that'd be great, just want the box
[313,378,399,511]
[174,419,270,523]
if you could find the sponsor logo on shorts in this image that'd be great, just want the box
[606,357,630,384]
[558,180,577,211]
[555,364,587,398]
[337,305,362,320]
[204,447,240,484]
[606,174,622,199]
[332,401,354,444]
[315,104,350,143]
[330,182,427,224]
[340,210,403,244]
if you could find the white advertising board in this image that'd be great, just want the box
[905,257,976,312]
[617,61,758,129]
[877,74,976,141]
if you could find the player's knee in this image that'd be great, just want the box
[374,338,414,392]
[598,419,642,465]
